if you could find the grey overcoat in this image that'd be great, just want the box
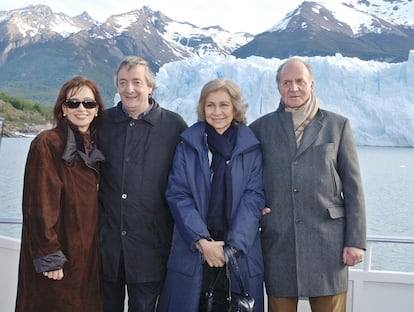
[250,105,366,297]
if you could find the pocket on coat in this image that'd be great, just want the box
[167,234,199,276]
[327,205,345,219]
[312,142,336,155]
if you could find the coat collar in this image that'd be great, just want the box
[61,127,105,169]
[109,98,161,126]
[180,122,260,157]
[276,102,324,158]
[295,109,323,157]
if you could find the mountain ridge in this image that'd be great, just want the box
[233,0,414,62]
[0,1,413,106]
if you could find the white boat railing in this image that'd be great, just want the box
[347,235,414,312]
[0,218,21,224]
[1,219,413,312]
[0,233,20,312]
[362,235,414,271]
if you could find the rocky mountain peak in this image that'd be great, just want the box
[0,1,413,106]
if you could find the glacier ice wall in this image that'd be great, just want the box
[152,52,414,147]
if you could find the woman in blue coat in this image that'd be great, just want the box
[158,78,265,312]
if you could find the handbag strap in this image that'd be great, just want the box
[205,265,232,302]
[224,245,249,297]
[206,266,225,294]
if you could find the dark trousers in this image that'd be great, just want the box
[103,257,162,312]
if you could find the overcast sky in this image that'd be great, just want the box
[1,0,303,34]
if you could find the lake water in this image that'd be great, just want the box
[0,137,413,272]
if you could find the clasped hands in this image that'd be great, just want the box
[196,238,226,267]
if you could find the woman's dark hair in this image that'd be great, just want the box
[53,76,105,137]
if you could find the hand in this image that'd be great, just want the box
[42,269,64,280]
[343,247,364,266]
[262,207,271,215]
[196,239,225,267]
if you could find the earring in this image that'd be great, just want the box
[95,113,98,117]
[63,113,66,117]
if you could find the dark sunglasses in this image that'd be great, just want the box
[64,99,98,109]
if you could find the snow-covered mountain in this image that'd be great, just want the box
[233,0,414,62]
[352,0,414,28]
[0,4,253,104]
[0,5,252,66]
[0,5,94,39]
[0,1,413,114]
[269,0,414,34]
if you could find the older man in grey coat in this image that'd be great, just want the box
[250,58,366,312]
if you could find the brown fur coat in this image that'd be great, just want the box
[15,127,104,311]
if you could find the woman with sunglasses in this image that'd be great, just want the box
[15,76,105,311]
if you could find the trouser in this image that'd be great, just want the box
[268,292,347,312]
[103,256,162,312]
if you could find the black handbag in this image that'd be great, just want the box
[199,246,255,312]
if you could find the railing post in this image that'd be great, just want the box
[364,241,373,271]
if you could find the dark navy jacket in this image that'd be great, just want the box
[98,100,187,283]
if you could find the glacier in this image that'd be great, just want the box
[150,51,414,147]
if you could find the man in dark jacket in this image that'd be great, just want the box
[98,56,187,311]
[250,58,366,312]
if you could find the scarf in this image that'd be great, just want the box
[205,123,237,240]
[284,92,319,146]
[71,124,93,155]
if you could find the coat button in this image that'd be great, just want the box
[129,122,135,127]
[121,193,127,199]
[293,188,299,193]
[121,231,126,236]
